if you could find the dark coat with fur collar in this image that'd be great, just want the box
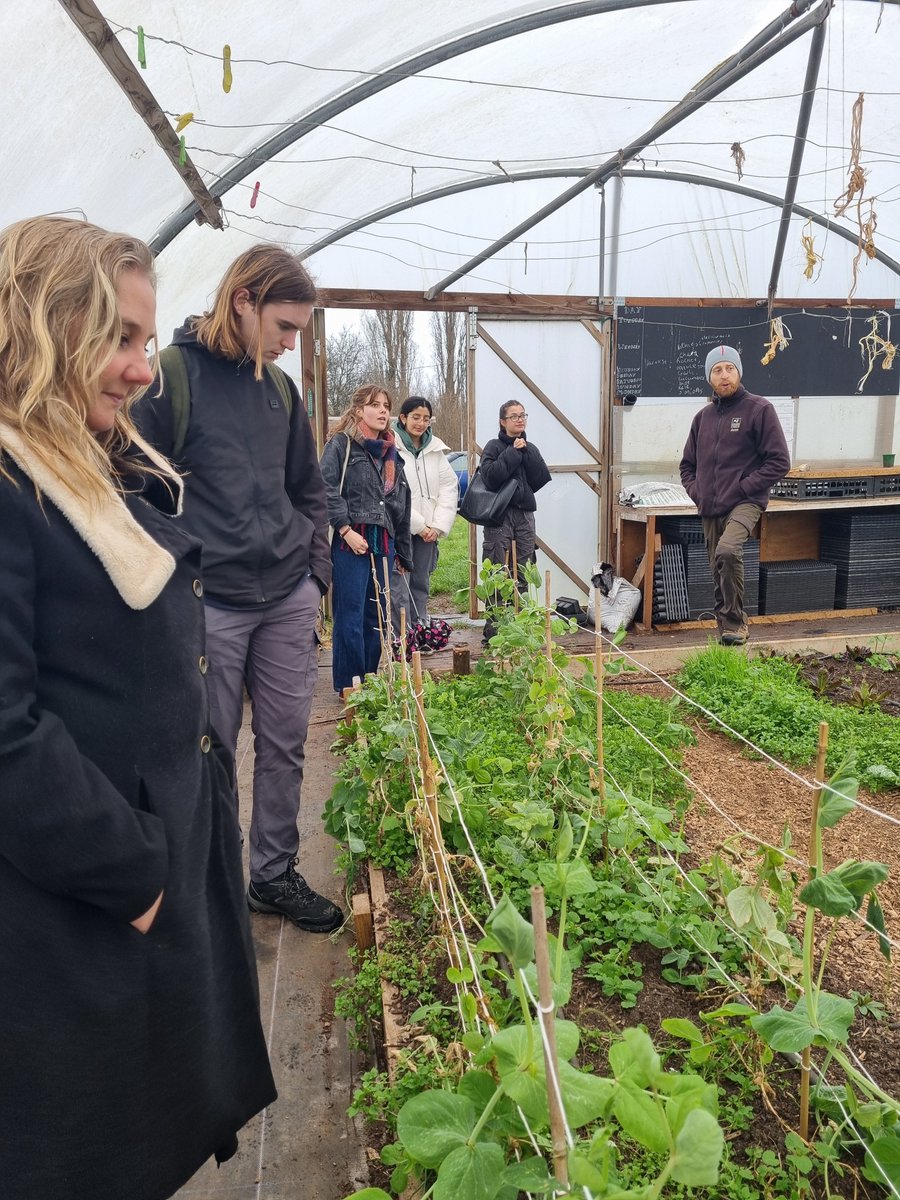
[0,428,275,1200]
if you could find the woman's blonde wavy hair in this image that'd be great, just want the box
[192,244,316,380]
[0,215,158,503]
[329,384,394,440]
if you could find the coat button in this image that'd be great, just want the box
[198,655,208,675]
[200,735,211,754]
[192,579,204,597]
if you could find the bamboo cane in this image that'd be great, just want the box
[531,887,568,1189]
[595,586,608,860]
[799,720,829,1141]
[545,571,553,666]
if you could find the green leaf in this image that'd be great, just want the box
[751,992,854,1052]
[670,1108,724,1186]
[485,895,534,969]
[833,859,890,901]
[867,893,892,961]
[458,1070,501,1115]
[343,1191,393,1200]
[661,1018,704,1045]
[608,1028,662,1087]
[347,835,367,855]
[537,857,597,897]
[726,885,778,932]
[555,1061,616,1129]
[521,937,573,1008]
[447,965,474,984]
[818,760,859,828]
[799,873,857,917]
[397,1091,476,1167]
[862,1134,900,1187]
[502,1155,554,1190]
[434,1142,506,1200]
[612,1080,668,1155]
[555,813,574,862]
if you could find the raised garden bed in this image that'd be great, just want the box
[328,578,900,1200]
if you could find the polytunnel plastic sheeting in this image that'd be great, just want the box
[3,0,899,319]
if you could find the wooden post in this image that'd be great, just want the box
[594,586,608,860]
[545,571,553,665]
[453,646,471,675]
[351,892,374,950]
[511,540,519,612]
[531,887,568,1188]
[799,720,829,1142]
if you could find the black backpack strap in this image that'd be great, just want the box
[158,345,191,459]
[265,363,294,417]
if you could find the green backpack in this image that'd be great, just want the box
[158,345,293,459]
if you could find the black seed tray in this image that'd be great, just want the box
[771,477,873,500]
[652,543,690,623]
[759,560,836,614]
[659,516,706,544]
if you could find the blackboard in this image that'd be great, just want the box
[615,305,899,398]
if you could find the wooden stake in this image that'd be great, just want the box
[799,720,829,1142]
[594,587,608,860]
[351,892,374,950]
[452,646,471,675]
[411,651,455,959]
[531,887,568,1188]
[511,540,519,612]
[545,571,553,665]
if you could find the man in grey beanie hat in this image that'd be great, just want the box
[680,345,789,645]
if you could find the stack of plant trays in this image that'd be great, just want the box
[819,508,900,608]
[658,517,759,620]
[758,560,837,614]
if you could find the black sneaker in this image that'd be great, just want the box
[248,860,344,932]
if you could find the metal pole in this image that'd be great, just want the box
[766,12,831,311]
[425,1,830,300]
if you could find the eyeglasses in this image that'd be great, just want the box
[503,412,528,421]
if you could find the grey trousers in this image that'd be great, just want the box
[390,535,439,634]
[481,506,536,587]
[204,573,321,882]
[701,502,761,633]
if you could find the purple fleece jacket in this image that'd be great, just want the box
[679,385,790,517]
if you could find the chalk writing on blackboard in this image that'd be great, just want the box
[615,305,899,398]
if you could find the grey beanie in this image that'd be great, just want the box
[705,344,742,381]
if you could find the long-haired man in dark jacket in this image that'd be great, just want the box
[137,246,343,933]
[680,346,790,646]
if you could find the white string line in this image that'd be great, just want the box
[397,674,549,1176]
[586,625,900,828]
[385,667,896,1192]
[604,758,900,1107]
[518,969,596,1200]
[620,830,900,1200]
[578,665,900,954]
[556,659,810,871]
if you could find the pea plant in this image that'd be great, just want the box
[345,893,724,1200]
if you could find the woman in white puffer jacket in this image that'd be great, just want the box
[390,396,459,635]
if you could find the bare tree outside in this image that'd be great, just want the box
[428,311,467,449]
[325,325,371,414]
[361,310,420,400]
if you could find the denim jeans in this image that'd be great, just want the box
[331,542,394,693]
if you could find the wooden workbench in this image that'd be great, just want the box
[615,472,900,631]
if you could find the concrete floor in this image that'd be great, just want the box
[175,672,368,1200]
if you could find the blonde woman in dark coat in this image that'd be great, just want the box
[0,217,275,1200]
